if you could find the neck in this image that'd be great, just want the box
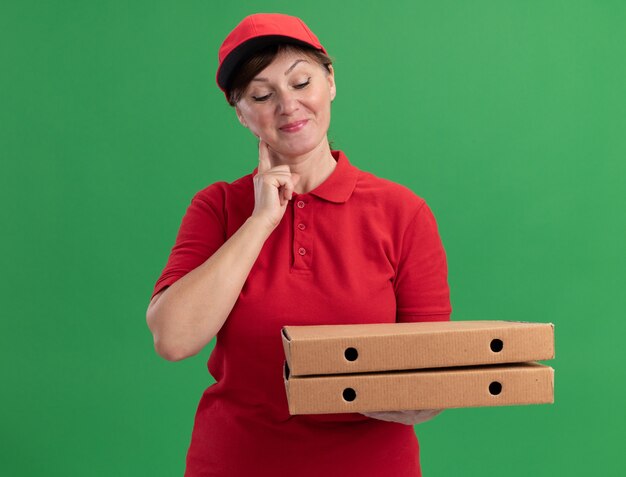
[267,139,337,194]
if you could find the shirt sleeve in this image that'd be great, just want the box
[151,184,227,300]
[394,201,452,323]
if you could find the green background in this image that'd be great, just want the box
[2,1,624,475]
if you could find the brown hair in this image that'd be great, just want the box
[226,43,334,107]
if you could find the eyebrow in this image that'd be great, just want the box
[251,59,309,82]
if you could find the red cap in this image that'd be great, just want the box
[216,13,327,99]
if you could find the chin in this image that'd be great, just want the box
[272,136,325,157]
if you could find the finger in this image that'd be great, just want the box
[406,409,443,424]
[364,412,412,425]
[280,177,295,206]
[425,409,443,420]
[283,177,294,201]
[361,412,393,420]
[257,139,272,173]
[289,172,301,197]
[419,409,443,418]
[281,171,299,202]
[362,410,442,425]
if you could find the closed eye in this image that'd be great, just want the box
[252,93,271,102]
[294,79,310,89]
[252,78,311,102]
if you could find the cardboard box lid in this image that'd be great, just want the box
[284,361,555,415]
[282,320,555,376]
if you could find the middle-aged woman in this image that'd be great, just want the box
[147,13,452,477]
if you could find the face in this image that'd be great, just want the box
[235,49,336,159]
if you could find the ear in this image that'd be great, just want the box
[327,65,336,102]
[235,105,248,128]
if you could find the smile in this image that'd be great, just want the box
[279,120,308,133]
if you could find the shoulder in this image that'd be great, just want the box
[354,168,426,218]
[191,172,254,205]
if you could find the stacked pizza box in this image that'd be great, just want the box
[281,321,555,415]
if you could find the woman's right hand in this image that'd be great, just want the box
[251,139,301,231]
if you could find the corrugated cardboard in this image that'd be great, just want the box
[282,321,554,376]
[284,362,554,415]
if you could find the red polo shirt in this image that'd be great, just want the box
[152,149,451,477]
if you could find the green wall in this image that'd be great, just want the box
[2,1,624,475]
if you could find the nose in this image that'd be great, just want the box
[277,90,300,116]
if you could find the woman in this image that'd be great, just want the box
[147,13,451,477]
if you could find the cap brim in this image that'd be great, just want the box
[217,35,322,92]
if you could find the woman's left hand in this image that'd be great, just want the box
[361,409,443,425]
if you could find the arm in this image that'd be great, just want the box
[146,215,273,361]
[146,139,300,362]
[394,201,452,323]
[363,200,451,424]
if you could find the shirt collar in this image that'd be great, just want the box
[251,149,359,204]
[309,150,359,203]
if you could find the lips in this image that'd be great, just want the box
[279,119,308,132]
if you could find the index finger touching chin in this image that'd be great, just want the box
[257,139,272,173]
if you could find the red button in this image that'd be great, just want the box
[298,247,306,255]
[297,201,306,208]
[297,223,306,230]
